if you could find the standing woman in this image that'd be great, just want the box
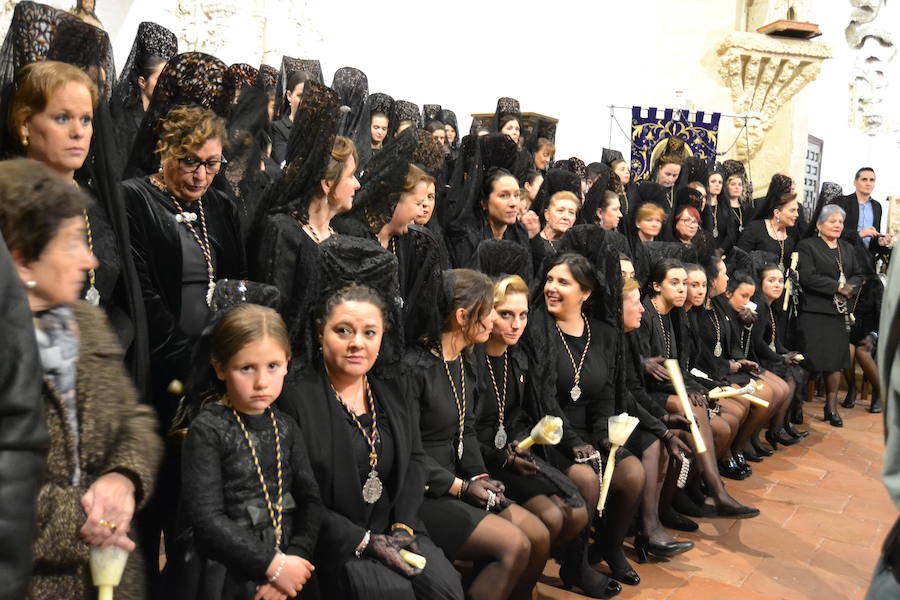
[281,237,465,599]
[122,105,245,581]
[0,159,162,600]
[270,70,309,166]
[724,173,748,235]
[797,205,861,427]
[649,155,682,210]
[112,21,177,152]
[247,80,359,344]
[702,165,738,253]
[738,177,800,271]
[405,269,553,600]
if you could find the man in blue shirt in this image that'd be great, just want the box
[833,168,893,253]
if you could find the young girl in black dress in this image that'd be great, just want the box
[173,304,322,599]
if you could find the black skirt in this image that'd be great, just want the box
[798,311,850,372]
[419,496,489,560]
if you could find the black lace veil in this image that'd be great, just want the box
[113,21,177,112]
[331,66,368,140]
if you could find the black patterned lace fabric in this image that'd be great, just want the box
[331,66,368,140]
[389,100,421,136]
[114,21,177,109]
[46,14,116,98]
[228,63,259,92]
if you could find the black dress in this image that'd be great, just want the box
[737,220,797,270]
[701,198,739,254]
[547,315,624,467]
[621,333,669,456]
[403,347,492,559]
[167,403,322,600]
[123,176,247,429]
[280,368,464,600]
[446,216,532,271]
[693,297,751,386]
[529,235,558,281]
[796,237,861,372]
[747,300,789,378]
[473,346,560,502]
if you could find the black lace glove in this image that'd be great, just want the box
[461,478,507,510]
[388,527,419,553]
[504,443,539,476]
[363,534,421,577]
[661,413,691,430]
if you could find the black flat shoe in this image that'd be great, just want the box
[718,458,748,480]
[869,401,883,414]
[841,389,857,409]
[767,428,800,447]
[560,543,622,598]
[714,503,760,518]
[743,449,763,463]
[633,535,694,563]
[660,507,699,532]
[672,490,707,518]
[784,424,809,439]
[824,409,843,427]
[751,436,775,456]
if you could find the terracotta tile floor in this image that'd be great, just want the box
[538,395,895,600]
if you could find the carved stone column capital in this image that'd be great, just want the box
[717,31,831,159]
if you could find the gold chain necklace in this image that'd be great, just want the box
[151,175,216,306]
[443,355,467,460]
[486,350,508,449]
[332,377,383,503]
[835,242,846,287]
[231,405,283,548]
[555,313,591,402]
[768,304,777,352]
[74,181,100,305]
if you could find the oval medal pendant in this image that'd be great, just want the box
[494,425,508,449]
[457,440,464,460]
[714,342,723,357]
[769,342,777,352]
[85,285,100,306]
[839,273,846,287]
[570,385,582,401]
[362,469,383,504]
[739,225,744,233]
[712,227,719,238]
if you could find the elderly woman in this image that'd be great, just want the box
[797,204,862,427]
[121,104,245,584]
[0,158,161,599]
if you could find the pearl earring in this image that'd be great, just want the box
[21,136,28,148]
[26,280,37,289]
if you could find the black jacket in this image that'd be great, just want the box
[832,193,883,244]
[123,177,246,424]
[270,114,292,166]
[0,233,48,600]
[797,237,862,316]
[279,368,429,570]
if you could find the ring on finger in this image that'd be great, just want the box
[99,519,118,532]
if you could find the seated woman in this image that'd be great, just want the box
[280,237,465,599]
[669,205,701,246]
[634,202,666,243]
[0,159,161,599]
[756,263,808,441]
[797,204,862,427]
[476,273,620,588]
[531,190,579,278]
[405,269,552,600]
[642,259,758,518]
[722,272,790,459]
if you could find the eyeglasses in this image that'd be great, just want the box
[178,156,227,175]
[678,218,699,226]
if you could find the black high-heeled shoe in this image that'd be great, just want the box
[633,535,694,563]
[824,408,843,427]
[718,458,747,480]
[559,542,622,598]
[733,453,753,475]
[751,436,774,456]
[659,506,699,532]
[766,428,800,448]
[784,423,809,439]
[841,388,857,409]
[714,503,760,518]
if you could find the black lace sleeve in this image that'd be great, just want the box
[181,413,277,580]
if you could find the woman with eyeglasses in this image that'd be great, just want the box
[123,104,246,436]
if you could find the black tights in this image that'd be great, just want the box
[457,513,530,600]
[823,371,842,417]
[594,454,644,572]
